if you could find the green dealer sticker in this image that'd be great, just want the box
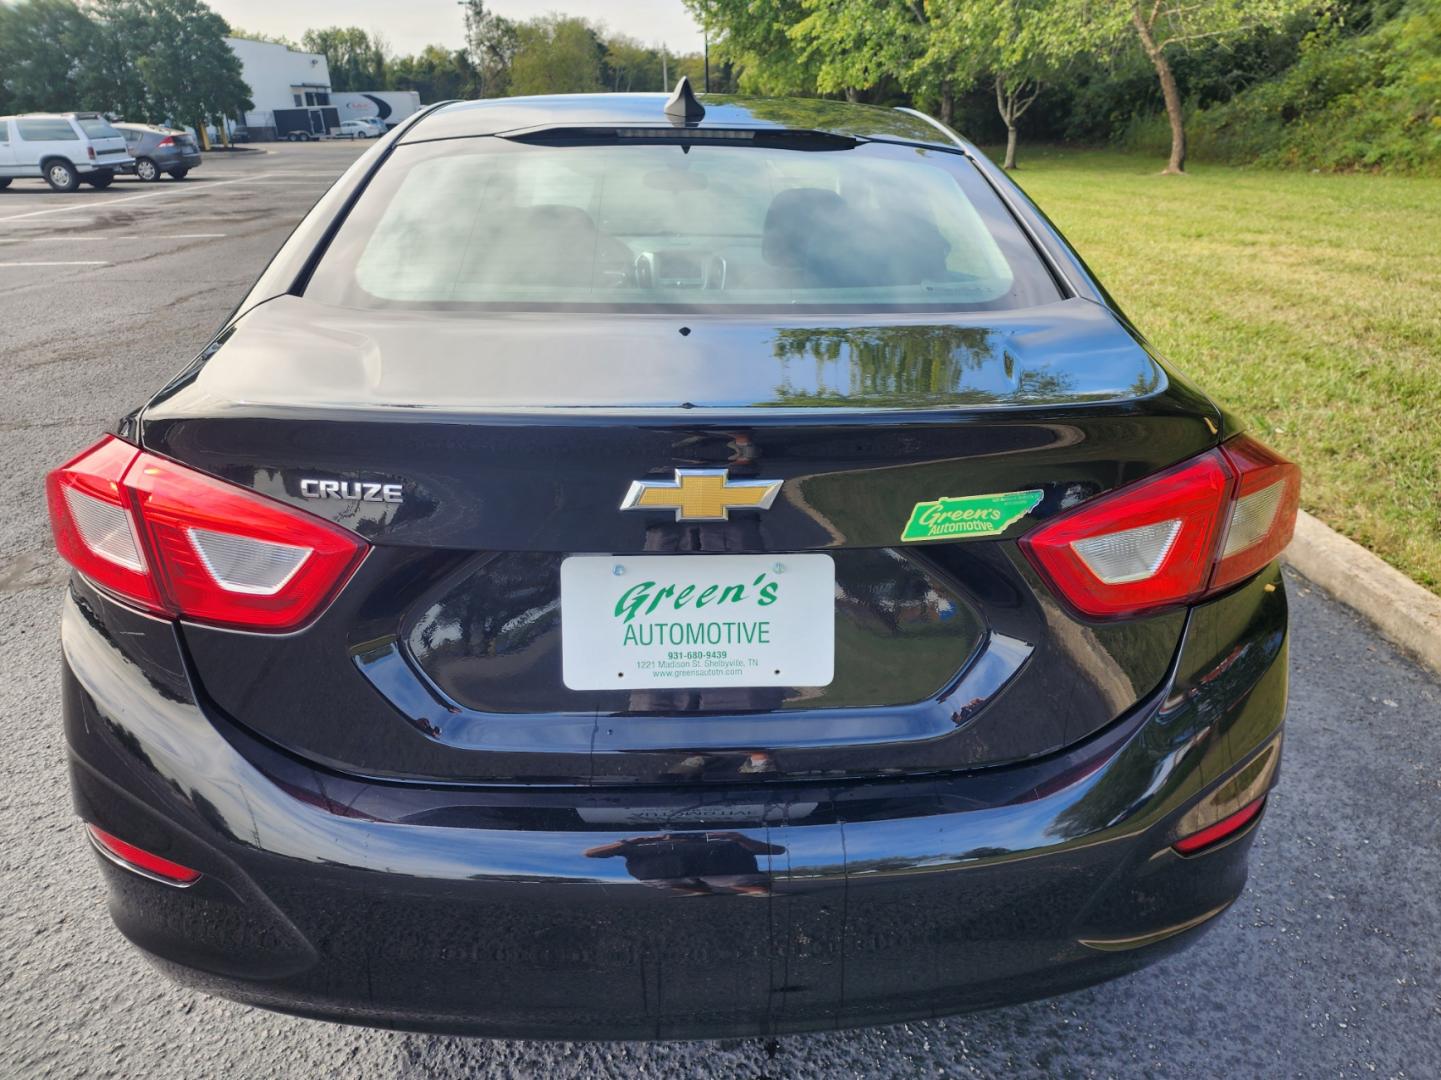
[901,489,1044,543]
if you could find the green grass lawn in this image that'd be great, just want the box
[1001,148,1441,594]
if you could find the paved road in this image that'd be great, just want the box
[2,142,1438,1080]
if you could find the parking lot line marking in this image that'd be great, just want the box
[0,261,108,267]
[0,236,137,242]
[2,232,224,242]
[3,219,95,227]
[0,174,269,224]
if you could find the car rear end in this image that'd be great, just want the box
[120,125,201,174]
[51,97,1295,1038]
[152,128,202,171]
[72,114,133,175]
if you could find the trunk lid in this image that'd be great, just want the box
[141,295,1217,784]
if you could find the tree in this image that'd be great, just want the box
[226,26,297,48]
[88,0,158,119]
[508,15,605,96]
[1068,0,1312,172]
[604,34,660,92]
[927,0,1075,168]
[684,0,820,95]
[137,0,251,136]
[0,0,248,129]
[301,26,388,92]
[671,52,718,91]
[387,46,480,101]
[461,0,520,96]
[788,0,932,106]
[698,0,964,110]
[0,0,103,114]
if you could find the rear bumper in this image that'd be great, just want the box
[84,158,133,173]
[61,566,1288,1039]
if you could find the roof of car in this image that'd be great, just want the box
[1,112,120,123]
[399,93,960,149]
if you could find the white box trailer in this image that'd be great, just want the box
[331,91,423,130]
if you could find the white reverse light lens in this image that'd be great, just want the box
[1071,519,1183,585]
[63,486,146,572]
[1221,480,1285,558]
[187,528,311,595]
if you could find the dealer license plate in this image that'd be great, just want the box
[560,554,835,690]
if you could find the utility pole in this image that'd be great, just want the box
[703,29,709,92]
[661,47,668,90]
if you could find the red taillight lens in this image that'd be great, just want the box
[156,135,175,147]
[87,824,201,885]
[1021,435,1299,619]
[47,437,366,632]
[1021,452,1233,618]
[125,452,366,630]
[46,438,160,612]
[1212,435,1301,591]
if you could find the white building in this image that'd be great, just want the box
[225,37,334,141]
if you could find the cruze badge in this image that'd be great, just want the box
[620,469,781,522]
[299,478,403,503]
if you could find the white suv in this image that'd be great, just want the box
[0,113,135,192]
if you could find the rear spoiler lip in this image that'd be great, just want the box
[124,101,459,443]
[894,107,1227,439]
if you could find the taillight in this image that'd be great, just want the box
[1021,452,1232,618]
[47,437,162,611]
[87,146,96,160]
[1212,435,1301,591]
[1021,435,1298,618]
[156,136,175,147]
[47,436,366,632]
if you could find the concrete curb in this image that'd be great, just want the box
[1282,510,1441,674]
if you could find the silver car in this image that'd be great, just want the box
[114,123,202,181]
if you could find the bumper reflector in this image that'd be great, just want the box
[1173,798,1266,855]
[87,824,201,886]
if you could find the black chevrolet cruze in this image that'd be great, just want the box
[48,84,1297,1039]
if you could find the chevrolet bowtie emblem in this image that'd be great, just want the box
[620,469,782,522]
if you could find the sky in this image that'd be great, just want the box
[210,0,706,57]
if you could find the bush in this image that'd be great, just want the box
[1121,0,1441,173]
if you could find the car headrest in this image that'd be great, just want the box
[762,188,850,268]
[761,189,953,287]
[518,204,599,238]
[467,203,632,288]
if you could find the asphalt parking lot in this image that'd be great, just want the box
[2,140,1438,1079]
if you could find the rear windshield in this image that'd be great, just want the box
[305,135,1062,313]
[77,118,122,139]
